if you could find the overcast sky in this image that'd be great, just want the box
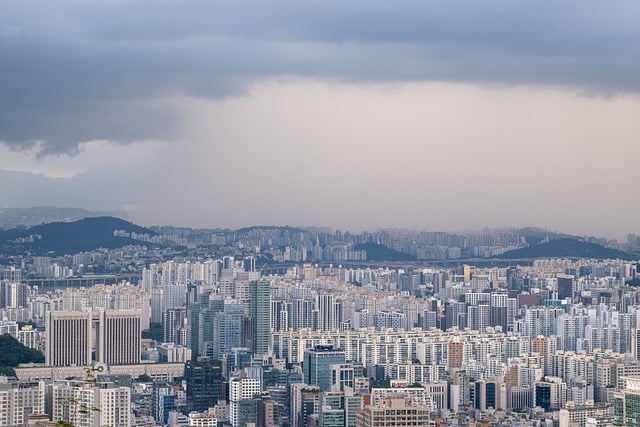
[1,0,639,238]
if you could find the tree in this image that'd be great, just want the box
[136,374,152,382]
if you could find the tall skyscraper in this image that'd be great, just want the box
[304,345,346,392]
[250,280,271,355]
[212,303,244,359]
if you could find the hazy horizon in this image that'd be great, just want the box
[2,1,639,240]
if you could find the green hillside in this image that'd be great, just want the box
[0,334,45,376]
[0,216,158,256]
[499,238,635,261]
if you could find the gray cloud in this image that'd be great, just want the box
[1,0,639,154]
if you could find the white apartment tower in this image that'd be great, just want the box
[0,377,45,427]
[48,380,131,427]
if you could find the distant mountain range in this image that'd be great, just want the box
[0,211,635,262]
[511,226,577,245]
[498,238,636,261]
[0,206,124,230]
[0,216,157,256]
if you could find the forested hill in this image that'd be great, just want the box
[499,238,635,261]
[0,216,158,256]
[0,334,45,376]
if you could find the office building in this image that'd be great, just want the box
[330,363,355,392]
[250,280,271,355]
[290,383,321,427]
[319,405,345,427]
[535,377,566,412]
[152,380,175,425]
[46,311,93,367]
[188,411,218,427]
[46,309,140,367]
[557,275,575,300]
[614,377,640,426]
[229,373,262,427]
[355,395,430,427]
[185,359,224,412]
[99,309,141,365]
[473,380,497,411]
[212,303,244,360]
[304,345,346,392]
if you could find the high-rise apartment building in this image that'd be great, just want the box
[0,376,44,427]
[48,380,131,427]
[0,281,28,308]
[163,307,187,344]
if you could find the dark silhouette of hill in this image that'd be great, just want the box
[499,238,635,260]
[354,243,416,261]
[0,216,158,256]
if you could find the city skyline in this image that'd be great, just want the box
[1,1,639,240]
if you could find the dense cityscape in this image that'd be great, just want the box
[1,217,640,426]
[2,1,639,426]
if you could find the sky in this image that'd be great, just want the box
[1,1,639,239]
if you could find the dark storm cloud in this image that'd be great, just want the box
[1,0,639,154]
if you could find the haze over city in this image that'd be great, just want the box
[1,1,639,239]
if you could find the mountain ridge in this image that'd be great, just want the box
[498,237,635,261]
[0,216,158,256]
